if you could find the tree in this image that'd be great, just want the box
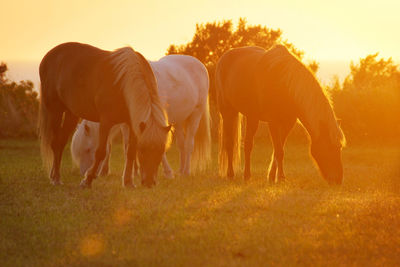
[0,63,39,137]
[0,62,8,85]
[329,54,400,142]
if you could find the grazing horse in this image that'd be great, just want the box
[216,45,346,184]
[71,121,121,177]
[71,55,211,183]
[39,42,171,188]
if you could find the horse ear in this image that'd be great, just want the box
[139,122,146,133]
[164,125,172,132]
[84,124,90,136]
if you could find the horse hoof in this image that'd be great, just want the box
[124,183,136,189]
[164,172,175,179]
[122,178,135,188]
[98,169,110,177]
[79,179,91,189]
[227,169,234,179]
[50,179,63,186]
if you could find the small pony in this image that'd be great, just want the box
[71,55,211,183]
[71,122,137,180]
[216,45,346,184]
[39,42,171,188]
[71,121,121,177]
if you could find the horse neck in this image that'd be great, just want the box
[123,84,152,133]
[296,96,337,143]
[122,79,168,138]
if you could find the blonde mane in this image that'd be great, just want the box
[264,45,346,147]
[110,47,171,148]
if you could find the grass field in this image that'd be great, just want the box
[0,138,399,266]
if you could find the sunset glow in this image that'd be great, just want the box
[1,1,400,265]
[1,0,400,62]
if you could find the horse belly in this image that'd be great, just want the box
[227,88,259,117]
[257,91,297,123]
[164,90,197,123]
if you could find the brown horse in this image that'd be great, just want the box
[216,45,346,184]
[39,42,171,188]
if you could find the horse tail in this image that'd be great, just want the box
[218,107,242,177]
[191,97,211,173]
[38,84,54,175]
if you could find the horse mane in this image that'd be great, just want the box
[110,47,171,148]
[263,45,346,147]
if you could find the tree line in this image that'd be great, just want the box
[1,18,399,143]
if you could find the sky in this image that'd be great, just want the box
[1,0,399,84]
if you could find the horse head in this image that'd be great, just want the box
[310,123,344,185]
[71,121,99,176]
[137,122,171,188]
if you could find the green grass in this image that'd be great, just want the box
[0,139,399,266]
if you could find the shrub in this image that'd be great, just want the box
[0,63,39,137]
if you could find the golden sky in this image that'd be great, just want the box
[1,0,399,63]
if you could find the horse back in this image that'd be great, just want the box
[39,42,127,122]
[216,47,266,118]
[151,55,209,123]
[216,46,297,122]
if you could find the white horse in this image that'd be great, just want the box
[71,55,211,181]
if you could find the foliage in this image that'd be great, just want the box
[329,54,400,142]
[1,139,399,266]
[0,62,8,84]
[0,63,39,137]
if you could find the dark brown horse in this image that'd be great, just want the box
[216,45,346,184]
[39,42,171,188]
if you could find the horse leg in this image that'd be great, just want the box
[268,122,283,184]
[121,123,135,176]
[99,124,124,176]
[182,109,203,176]
[81,121,112,188]
[122,124,139,178]
[162,153,174,179]
[175,124,186,176]
[122,127,137,188]
[50,111,79,184]
[98,142,111,176]
[221,110,238,178]
[268,118,296,183]
[47,109,63,185]
[267,152,277,183]
[244,117,259,180]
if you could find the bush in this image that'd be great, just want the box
[329,54,400,143]
[0,63,39,137]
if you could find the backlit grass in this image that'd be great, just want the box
[0,139,399,266]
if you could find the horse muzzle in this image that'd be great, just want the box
[141,177,156,188]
